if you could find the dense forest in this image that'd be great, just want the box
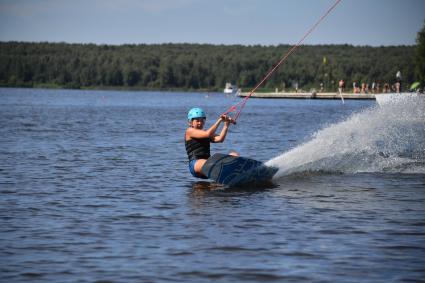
[0,41,418,92]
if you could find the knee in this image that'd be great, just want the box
[229,151,239,157]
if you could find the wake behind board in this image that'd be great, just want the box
[201,153,278,186]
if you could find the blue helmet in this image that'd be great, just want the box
[187,107,206,121]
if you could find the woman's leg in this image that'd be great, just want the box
[194,159,207,176]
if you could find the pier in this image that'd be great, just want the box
[237,91,375,100]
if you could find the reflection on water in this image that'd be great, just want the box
[191,181,225,191]
[191,180,279,191]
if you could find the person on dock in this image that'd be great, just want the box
[396,70,402,92]
[395,81,401,93]
[383,83,390,93]
[361,82,367,94]
[353,81,359,93]
[185,107,238,179]
[338,79,345,93]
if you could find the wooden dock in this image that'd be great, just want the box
[237,92,375,100]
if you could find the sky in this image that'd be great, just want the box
[0,0,424,46]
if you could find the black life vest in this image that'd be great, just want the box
[185,137,211,161]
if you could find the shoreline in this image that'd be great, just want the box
[0,85,218,93]
[237,91,376,100]
[1,86,408,101]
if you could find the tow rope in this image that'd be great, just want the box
[223,0,342,122]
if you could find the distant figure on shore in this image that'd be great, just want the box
[371,82,376,94]
[396,70,402,92]
[395,81,401,93]
[353,82,357,93]
[383,83,390,93]
[320,82,324,92]
[361,83,366,94]
[338,79,345,93]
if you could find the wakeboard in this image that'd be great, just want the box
[201,153,278,186]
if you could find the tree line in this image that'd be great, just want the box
[0,41,418,92]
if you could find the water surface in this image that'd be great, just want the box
[1,88,424,282]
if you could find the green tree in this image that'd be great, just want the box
[415,21,425,83]
[0,41,417,91]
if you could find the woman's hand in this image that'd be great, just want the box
[222,115,236,124]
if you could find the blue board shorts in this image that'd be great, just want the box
[189,160,208,179]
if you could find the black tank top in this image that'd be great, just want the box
[185,138,211,161]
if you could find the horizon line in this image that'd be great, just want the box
[0,40,417,48]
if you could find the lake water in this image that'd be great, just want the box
[1,88,424,282]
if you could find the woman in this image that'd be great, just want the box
[185,107,237,178]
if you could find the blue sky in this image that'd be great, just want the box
[0,0,424,46]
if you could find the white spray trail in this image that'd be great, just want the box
[266,96,425,178]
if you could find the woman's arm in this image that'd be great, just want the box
[212,116,234,143]
[186,117,223,139]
